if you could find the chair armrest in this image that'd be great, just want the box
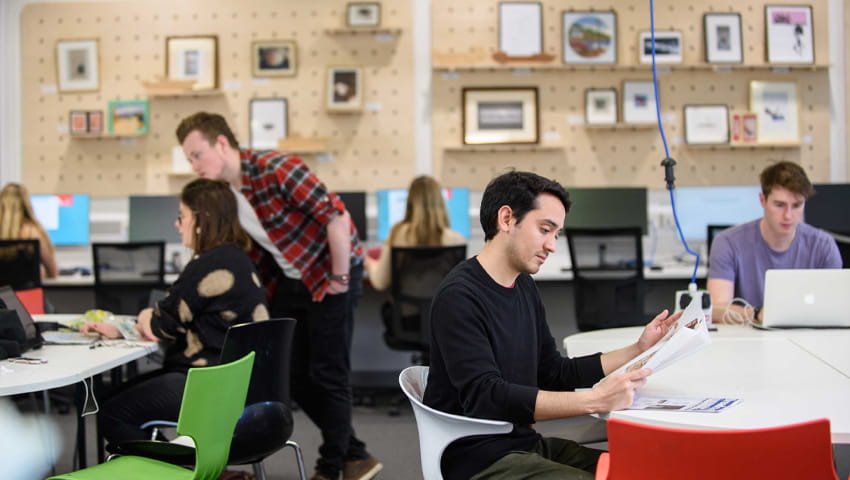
[139,420,178,430]
[595,452,610,480]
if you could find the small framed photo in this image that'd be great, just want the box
[499,2,543,57]
[107,100,149,135]
[249,98,288,150]
[731,113,742,142]
[585,88,617,125]
[326,66,363,112]
[765,5,814,64]
[462,87,539,145]
[639,31,682,64]
[166,35,218,90]
[750,81,799,144]
[704,13,743,63]
[346,2,381,27]
[56,39,99,92]
[683,105,730,145]
[252,40,296,78]
[742,113,758,143]
[622,80,657,124]
[562,11,617,64]
[69,111,89,134]
[87,110,103,133]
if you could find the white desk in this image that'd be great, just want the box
[564,325,850,443]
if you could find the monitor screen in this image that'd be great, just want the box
[563,187,649,235]
[337,191,367,241]
[377,187,470,241]
[30,194,90,245]
[673,185,763,240]
[805,184,850,235]
[129,196,181,243]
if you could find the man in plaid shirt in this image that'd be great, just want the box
[176,112,382,480]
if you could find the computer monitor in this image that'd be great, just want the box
[376,187,471,241]
[129,196,181,243]
[29,194,90,245]
[672,185,763,240]
[805,183,850,235]
[337,191,367,241]
[563,187,648,235]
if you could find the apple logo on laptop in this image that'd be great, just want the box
[803,293,816,305]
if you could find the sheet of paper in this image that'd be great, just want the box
[628,395,742,413]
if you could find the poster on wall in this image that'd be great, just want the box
[765,5,814,64]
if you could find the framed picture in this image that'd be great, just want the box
[750,81,799,144]
[107,100,149,135]
[731,113,742,142]
[249,98,288,150]
[683,105,730,145]
[462,87,539,145]
[622,81,656,124]
[252,40,296,78]
[562,11,617,64]
[585,88,617,125]
[56,39,99,92]
[166,35,218,90]
[499,2,542,57]
[741,113,758,143]
[639,31,682,64]
[704,13,743,63]
[326,66,363,111]
[765,5,814,64]
[346,2,381,27]
[69,111,89,134]
[87,110,103,133]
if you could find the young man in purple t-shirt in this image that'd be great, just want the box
[707,161,841,324]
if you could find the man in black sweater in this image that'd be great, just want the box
[423,171,680,480]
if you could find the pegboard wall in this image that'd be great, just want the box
[431,0,832,190]
[20,0,415,195]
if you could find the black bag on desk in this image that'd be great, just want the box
[0,309,27,359]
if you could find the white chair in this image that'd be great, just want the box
[399,366,513,480]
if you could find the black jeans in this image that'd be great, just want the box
[270,263,369,477]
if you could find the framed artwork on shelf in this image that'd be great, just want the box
[562,11,617,64]
[765,5,814,64]
[750,81,799,144]
[107,100,149,135]
[87,110,103,133]
[639,31,682,64]
[166,35,218,90]
[346,2,381,27]
[731,113,742,142]
[499,2,543,57]
[683,105,730,145]
[741,113,758,143]
[69,111,89,134]
[252,40,296,77]
[56,39,99,92]
[704,12,743,63]
[249,98,288,150]
[622,80,656,124]
[326,66,363,112]
[585,88,617,125]
[462,87,539,145]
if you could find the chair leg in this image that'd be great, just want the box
[284,440,308,480]
[252,461,266,480]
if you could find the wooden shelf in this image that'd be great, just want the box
[684,142,801,150]
[70,133,146,139]
[146,89,223,98]
[432,63,830,73]
[324,27,401,36]
[585,123,657,131]
[444,144,563,153]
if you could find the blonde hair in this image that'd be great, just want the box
[388,176,450,246]
[0,183,56,259]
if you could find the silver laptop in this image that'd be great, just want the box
[762,269,850,328]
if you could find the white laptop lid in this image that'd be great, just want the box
[762,269,850,328]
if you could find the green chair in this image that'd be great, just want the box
[47,351,256,480]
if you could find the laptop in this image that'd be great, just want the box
[0,285,44,350]
[762,269,850,328]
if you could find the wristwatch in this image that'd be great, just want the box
[329,274,350,285]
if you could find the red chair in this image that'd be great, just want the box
[15,287,45,315]
[596,418,839,480]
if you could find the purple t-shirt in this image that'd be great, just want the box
[708,219,842,306]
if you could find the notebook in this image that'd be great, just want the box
[761,269,850,328]
[0,285,44,350]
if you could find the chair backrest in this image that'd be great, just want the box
[177,351,255,480]
[706,224,731,264]
[399,366,512,480]
[0,239,41,290]
[600,418,839,480]
[92,241,165,314]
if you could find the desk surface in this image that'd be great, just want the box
[564,325,850,443]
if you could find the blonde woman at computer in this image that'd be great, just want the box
[0,183,59,279]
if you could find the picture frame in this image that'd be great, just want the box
[107,100,149,135]
[562,11,617,64]
[346,2,381,27]
[166,35,218,90]
[741,113,758,143]
[731,113,742,143]
[765,5,814,64]
[683,105,730,145]
[87,110,103,133]
[622,80,657,124]
[499,2,543,57]
[462,87,539,145]
[750,81,800,144]
[69,111,89,134]
[56,39,99,92]
[639,30,682,64]
[585,88,617,125]
[249,98,288,150]
[326,66,363,112]
[252,40,297,78]
[704,12,743,63]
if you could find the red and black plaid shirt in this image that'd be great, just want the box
[238,149,363,301]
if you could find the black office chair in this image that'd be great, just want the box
[0,239,41,290]
[564,227,647,331]
[825,230,850,268]
[706,224,732,266]
[92,242,166,314]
